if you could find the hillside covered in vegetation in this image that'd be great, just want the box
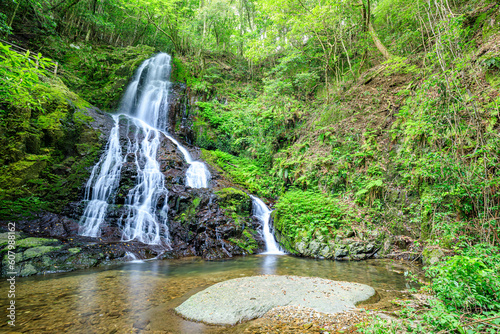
[1,0,500,331]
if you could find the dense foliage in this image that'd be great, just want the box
[1,0,500,331]
[274,189,347,241]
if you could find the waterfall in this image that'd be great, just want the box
[124,251,144,263]
[160,132,210,188]
[250,196,285,255]
[79,53,211,245]
[79,115,123,238]
[118,117,169,245]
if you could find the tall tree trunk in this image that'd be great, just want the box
[6,0,21,37]
[359,0,391,60]
[368,21,390,60]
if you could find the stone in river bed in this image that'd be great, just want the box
[175,275,375,325]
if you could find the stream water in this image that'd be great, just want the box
[0,256,419,333]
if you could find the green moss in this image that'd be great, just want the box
[58,45,155,110]
[20,264,38,276]
[73,110,94,126]
[16,237,59,248]
[200,149,281,198]
[42,255,53,267]
[486,70,500,88]
[177,197,201,223]
[0,196,49,220]
[2,252,23,264]
[479,6,500,40]
[171,57,191,83]
[23,246,62,259]
[0,155,49,189]
[68,247,81,254]
[274,189,346,245]
[229,229,259,254]
[200,149,225,173]
[422,247,446,266]
[0,69,104,216]
[0,232,23,247]
[216,187,251,216]
[35,78,90,112]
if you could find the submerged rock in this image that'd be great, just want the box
[175,275,376,325]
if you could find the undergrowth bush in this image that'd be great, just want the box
[427,244,500,312]
[274,189,347,241]
[361,244,500,334]
[202,149,282,198]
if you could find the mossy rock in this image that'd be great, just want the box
[68,247,81,254]
[422,246,445,266]
[229,229,259,254]
[0,155,48,189]
[200,149,225,173]
[20,264,38,276]
[0,73,106,213]
[216,188,251,216]
[2,252,24,264]
[23,246,63,260]
[16,237,60,248]
[58,44,155,110]
[0,232,24,247]
[271,211,299,255]
[176,197,202,223]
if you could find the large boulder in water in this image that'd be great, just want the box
[175,275,376,325]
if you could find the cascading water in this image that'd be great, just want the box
[79,116,123,237]
[250,196,285,255]
[79,53,210,244]
[119,117,170,245]
[160,132,210,188]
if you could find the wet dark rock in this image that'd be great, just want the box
[16,213,80,239]
[272,214,382,261]
[168,83,193,144]
[166,186,264,260]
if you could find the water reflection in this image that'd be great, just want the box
[0,256,421,333]
[260,255,279,275]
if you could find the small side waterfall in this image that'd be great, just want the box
[161,132,210,188]
[79,53,211,244]
[124,251,144,263]
[250,196,285,255]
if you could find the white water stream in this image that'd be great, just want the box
[250,196,285,255]
[79,53,210,244]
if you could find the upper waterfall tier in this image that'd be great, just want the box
[119,53,172,130]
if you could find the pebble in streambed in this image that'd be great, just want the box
[175,275,375,326]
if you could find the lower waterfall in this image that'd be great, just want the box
[251,196,285,255]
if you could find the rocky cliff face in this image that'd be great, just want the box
[1,82,264,277]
